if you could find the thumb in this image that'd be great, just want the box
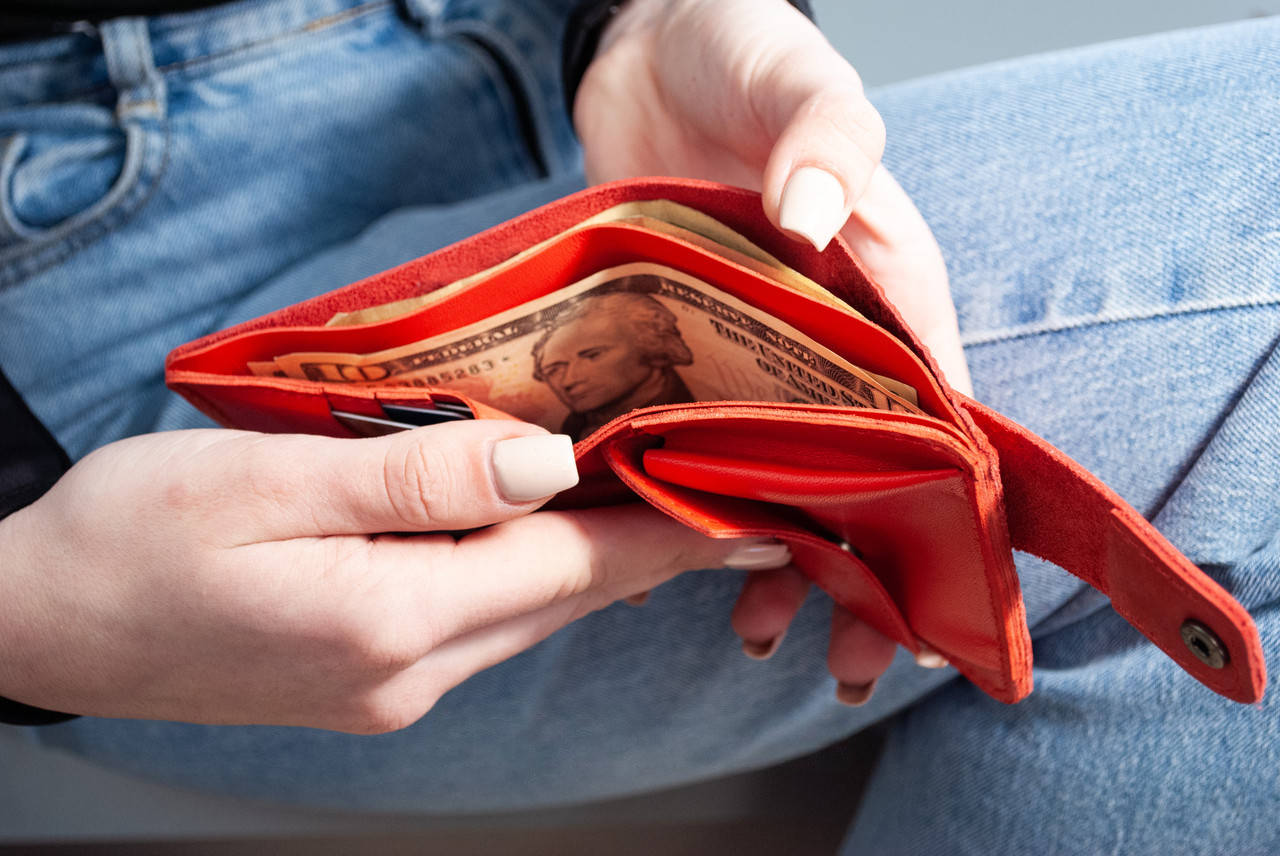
[221,420,579,541]
[756,46,886,252]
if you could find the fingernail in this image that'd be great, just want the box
[624,590,651,607]
[723,540,792,570]
[914,644,949,669]
[491,434,579,502]
[835,679,878,707]
[778,166,846,252]
[742,633,784,660]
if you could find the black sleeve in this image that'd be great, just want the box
[0,2,228,45]
[560,0,816,119]
[0,365,79,726]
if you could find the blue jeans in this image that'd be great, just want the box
[1,2,1277,852]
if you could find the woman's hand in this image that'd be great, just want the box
[0,421,777,733]
[576,0,962,699]
[575,0,970,394]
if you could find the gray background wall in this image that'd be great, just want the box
[813,0,1280,86]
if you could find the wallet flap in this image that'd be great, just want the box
[579,403,1034,702]
[959,396,1267,703]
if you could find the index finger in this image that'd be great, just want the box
[361,505,766,651]
[757,46,886,252]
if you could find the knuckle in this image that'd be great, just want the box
[810,89,885,160]
[550,508,683,596]
[529,511,599,593]
[333,610,420,674]
[159,476,202,519]
[640,514,713,571]
[665,544,716,579]
[340,693,434,735]
[233,437,311,517]
[382,438,461,530]
[862,106,887,154]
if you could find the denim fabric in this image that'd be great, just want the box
[843,21,1280,854]
[1,3,1277,852]
[0,0,580,458]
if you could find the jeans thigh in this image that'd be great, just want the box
[845,531,1280,856]
[873,15,1280,627]
[842,19,1280,854]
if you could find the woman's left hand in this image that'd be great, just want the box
[575,0,969,393]
[575,0,962,700]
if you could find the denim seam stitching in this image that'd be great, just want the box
[0,6,395,117]
[445,32,546,186]
[962,294,1280,347]
[150,0,384,37]
[444,20,558,177]
[155,1,394,78]
[0,3,387,110]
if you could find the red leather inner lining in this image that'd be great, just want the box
[166,180,934,378]
[643,449,956,504]
[169,222,954,423]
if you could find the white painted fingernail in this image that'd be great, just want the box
[723,540,792,570]
[914,644,949,669]
[778,166,846,252]
[491,434,579,502]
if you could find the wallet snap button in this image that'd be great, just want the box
[1180,620,1228,670]
[838,540,865,560]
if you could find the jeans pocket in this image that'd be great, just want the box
[435,9,576,179]
[0,100,166,289]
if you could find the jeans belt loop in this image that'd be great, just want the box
[99,17,167,123]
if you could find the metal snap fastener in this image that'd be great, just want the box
[1180,620,1228,669]
[837,540,864,559]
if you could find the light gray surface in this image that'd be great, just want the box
[0,725,873,846]
[8,0,1278,845]
[814,0,1280,86]
[0,724,769,841]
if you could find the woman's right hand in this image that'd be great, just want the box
[0,420,770,733]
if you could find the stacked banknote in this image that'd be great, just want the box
[252,201,921,439]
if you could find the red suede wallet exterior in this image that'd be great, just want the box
[166,178,1266,704]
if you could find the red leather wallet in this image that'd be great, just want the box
[166,178,1266,704]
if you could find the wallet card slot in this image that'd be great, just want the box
[330,399,477,437]
[330,410,413,437]
[381,401,474,424]
[642,448,955,506]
